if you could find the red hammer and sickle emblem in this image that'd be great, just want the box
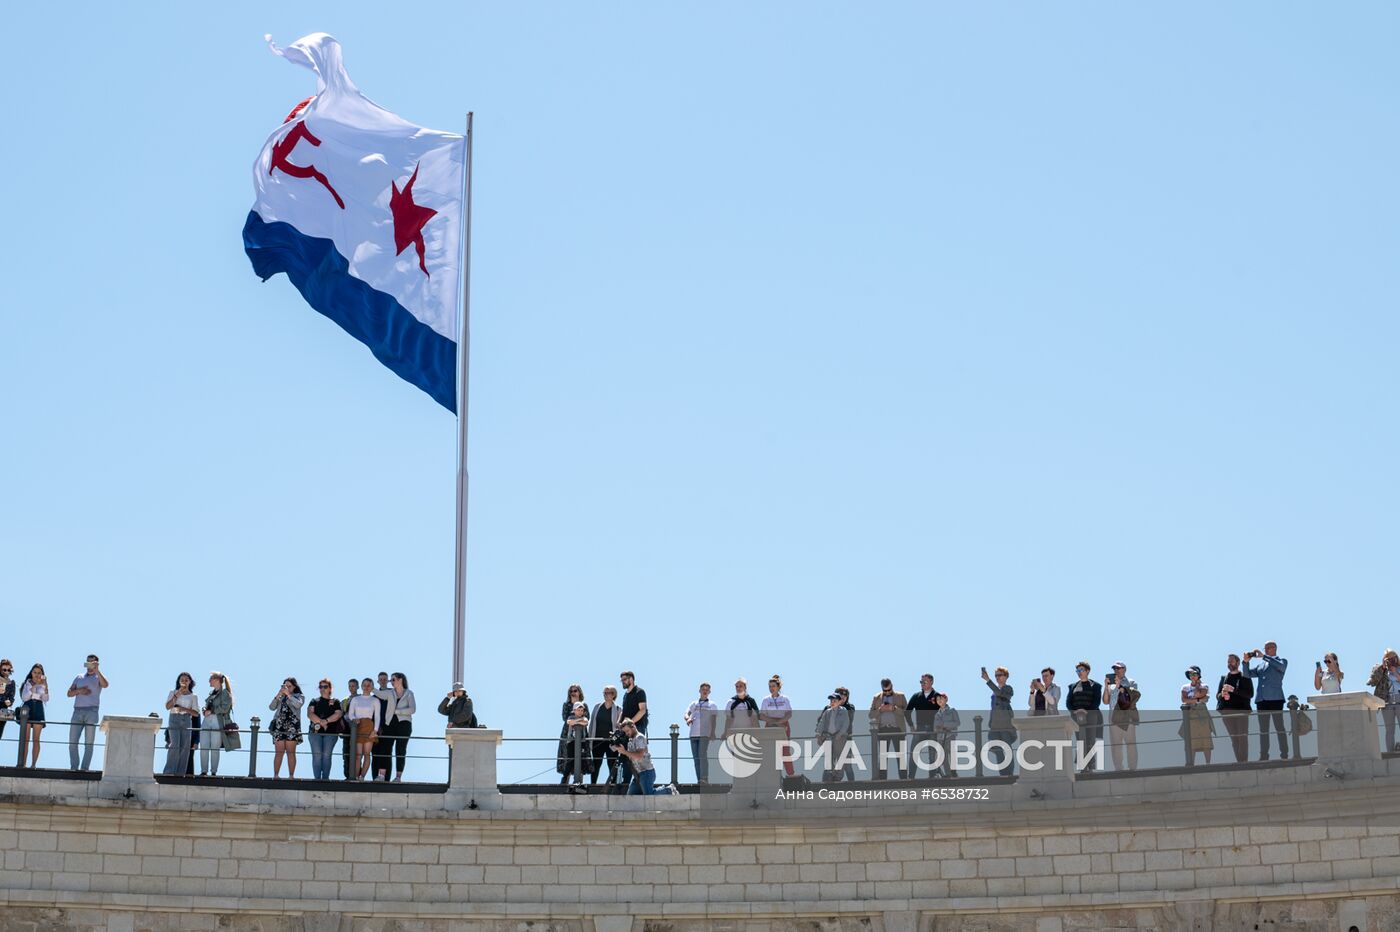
[270,119,346,210]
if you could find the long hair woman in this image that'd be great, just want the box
[163,672,199,775]
[19,663,48,768]
[200,671,234,776]
[267,677,305,778]
[346,678,381,780]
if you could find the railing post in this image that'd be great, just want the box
[248,716,261,778]
[571,727,582,782]
[1288,695,1303,760]
[1181,707,1193,766]
[973,714,984,778]
[14,705,29,767]
[669,723,680,785]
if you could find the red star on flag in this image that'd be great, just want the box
[390,163,438,276]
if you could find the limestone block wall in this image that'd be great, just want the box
[0,701,1397,931]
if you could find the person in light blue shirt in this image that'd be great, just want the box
[1244,641,1289,761]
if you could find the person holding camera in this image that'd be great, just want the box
[1065,662,1104,773]
[162,672,200,775]
[1103,662,1140,771]
[1028,668,1060,716]
[306,678,345,781]
[438,682,475,728]
[613,719,659,795]
[981,665,1015,776]
[66,654,107,772]
[1368,649,1400,752]
[1314,653,1343,695]
[1216,653,1255,763]
[1243,641,1289,760]
[267,677,305,778]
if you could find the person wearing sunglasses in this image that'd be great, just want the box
[980,665,1015,776]
[306,679,345,781]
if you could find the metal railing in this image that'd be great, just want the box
[0,708,107,774]
[149,715,452,784]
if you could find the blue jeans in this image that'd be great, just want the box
[163,715,193,775]
[310,732,337,780]
[627,767,658,795]
[69,707,99,770]
[690,737,710,782]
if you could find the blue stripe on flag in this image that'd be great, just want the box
[242,211,457,412]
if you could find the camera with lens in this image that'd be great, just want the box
[609,728,628,747]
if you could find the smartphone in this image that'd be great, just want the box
[1105,673,1117,685]
[1316,661,1323,670]
[981,667,988,676]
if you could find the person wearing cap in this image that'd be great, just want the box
[1180,665,1215,765]
[815,692,850,782]
[1103,661,1140,771]
[868,678,908,780]
[438,682,475,728]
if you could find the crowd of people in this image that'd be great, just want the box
[5,643,1400,788]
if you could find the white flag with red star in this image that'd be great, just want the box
[243,33,465,411]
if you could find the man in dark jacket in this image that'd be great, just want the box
[905,674,939,779]
[1216,654,1254,763]
[438,683,475,728]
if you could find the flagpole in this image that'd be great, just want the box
[452,112,474,687]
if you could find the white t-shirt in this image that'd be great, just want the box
[686,699,718,738]
[1318,671,1342,694]
[761,694,792,727]
[167,690,199,714]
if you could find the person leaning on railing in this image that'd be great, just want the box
[932,691,961,778]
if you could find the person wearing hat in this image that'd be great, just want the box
[556,697,592,787]
[1180,665,1215,765]
[438,682,475,728]
[815,691,850,783]
[1102,661,1141,771]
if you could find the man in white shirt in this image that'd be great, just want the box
[761,676,795,778]
[683,683,718,784]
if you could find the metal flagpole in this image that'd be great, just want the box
[452,112,474,686]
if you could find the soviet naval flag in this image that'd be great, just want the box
[243,33,465,411]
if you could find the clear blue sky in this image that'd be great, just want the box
[1,4,1396,781]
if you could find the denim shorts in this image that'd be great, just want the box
[22,700,44,723]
